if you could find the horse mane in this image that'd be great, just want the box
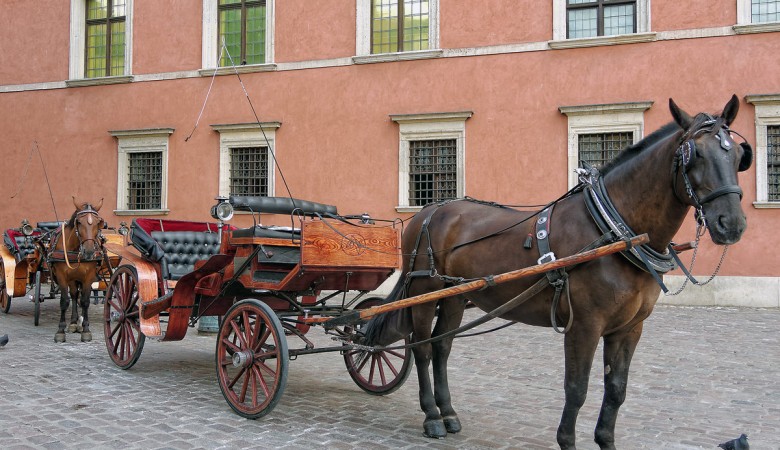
[599,112,718,175]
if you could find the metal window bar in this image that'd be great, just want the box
[127,152,162,210]
[230,147,269,196]
[409,139,457,207]
[578,132,633,168]
[768,125,780,201]
[566,0,636,38]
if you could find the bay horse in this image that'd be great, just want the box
[362,96,752,449]
[50,198,106,343]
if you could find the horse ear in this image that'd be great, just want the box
[72,196,80,209]
[721,94,740,126]
[95,198,103,212]
[669,98,693,130]
[739,142,753,172]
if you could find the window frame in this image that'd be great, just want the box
[551,0,652,48]
[355,0,441,63]
[211,122,280,199]
[735,0,780,33]
[390,111,472,213]
[69,0,134,84]
[202,0,275,73]
[559,102,652,189]
[746,94,780,208]
[565,0,637,39]
[110,128,173,216]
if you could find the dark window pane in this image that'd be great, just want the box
[767,125,780,201]
[409,139,457,206]
[230,147,269,197]
[578,132,633,168]
[127,152,162,210]
[566,0,636,38]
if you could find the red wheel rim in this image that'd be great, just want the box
[103,266,145,369]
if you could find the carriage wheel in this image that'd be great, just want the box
[343,297,414,395]
[0,260,10,314]
[33,271,42,326]
[216,299,289,419]
[103,266,146,369]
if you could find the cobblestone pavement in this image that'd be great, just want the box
[0,293,778,450]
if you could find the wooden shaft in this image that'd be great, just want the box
[355,233,649,321]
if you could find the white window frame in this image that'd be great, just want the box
[559,102,652,189]
[551,0,654,49]
[354,0,442,64]
[746,94,780,208]
[390,111,472,212]
[201,0,276,74]
[68,0,134,85]
[211,122,280,198]
[110,128,173,215]
[735,0,780,34]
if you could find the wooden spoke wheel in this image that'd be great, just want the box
[103,266,145,369]
[216,299,289,419]
[33,271,41,326]
[343,297,413,395]
[0,260,10,314]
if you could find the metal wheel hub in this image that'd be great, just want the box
[232,350,254,369]
[110,310,125,323]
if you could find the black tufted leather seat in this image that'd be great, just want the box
[3,230,38,262]
[150,231,220,280]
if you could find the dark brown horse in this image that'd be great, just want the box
[362,96,752,449]
[50,198,106,343]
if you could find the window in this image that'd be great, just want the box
[211,122,280,198]
[578,132,634,168]
[355,0,440,61]
[567,0,635,38]
[371,0,429,54]
[551,0,650,45]
[218,0,266,66]
[202,0,275,71]
[559,102,652,188]
[229,147,269,196]
[111,128,173,215]
[746,94,780,207]
[390,111,471,212]
[69,0,133,83]
[409,139,457,206]
[751,0,780,23]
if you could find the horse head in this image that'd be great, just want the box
[669,95,751,245]
[69,197,105,260]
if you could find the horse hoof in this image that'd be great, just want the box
[68,323,80,333]
[423,419,447,439]
[443,416,462,434]
[81,332,92,342]
[54,333,66,343]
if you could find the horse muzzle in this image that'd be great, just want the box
[707,210,747,245]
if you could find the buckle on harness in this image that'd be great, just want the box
[538,252,556,265]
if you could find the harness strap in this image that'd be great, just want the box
[535,205,573,334]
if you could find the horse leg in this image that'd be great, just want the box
[68,285,82,333]
[411,302,448,438]
[79,284,92,342]
[430,297,466,434]
[594,322,644,450]
[55,286,69,343]
[557,328,601,450]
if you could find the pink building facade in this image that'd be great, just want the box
[1,0,779,305]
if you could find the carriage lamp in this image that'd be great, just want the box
[118,222,129,236]
[210,196,234,221]
[20,219,34,236]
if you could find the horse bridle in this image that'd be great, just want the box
[673,116,745,226]
[66,206,105,262]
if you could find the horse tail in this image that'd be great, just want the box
[361,275,413,347]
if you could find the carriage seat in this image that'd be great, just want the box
[36,221,65,232]
[231,226,301,240]
[229,196,337,217]
[149,231,221,280]
[3,229,39,262]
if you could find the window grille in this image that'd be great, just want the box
[578,132,633,168]
[371,0,429,54]
[409,139,456,206]
[127,152,162,210]
[230,147,269,196]
[768,125,780,201]
[567,0,636,38]
[218,0,266,66]
[85,0,126,78]
[752,0,780,23]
